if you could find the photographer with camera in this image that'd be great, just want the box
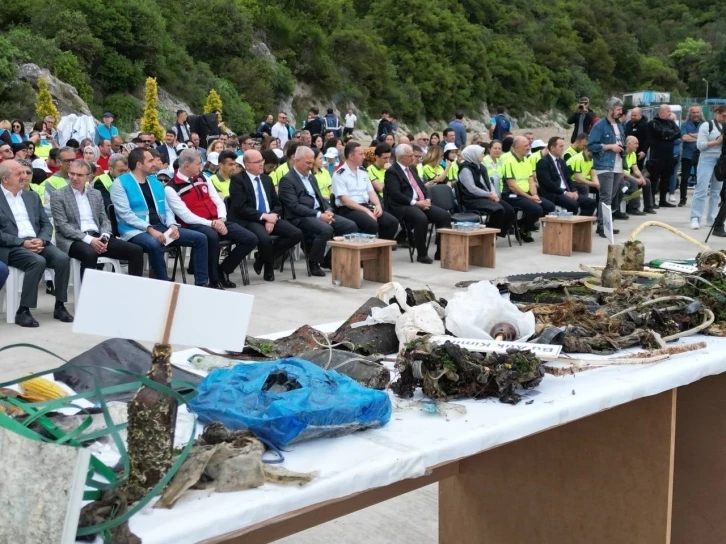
[567,97,596,144]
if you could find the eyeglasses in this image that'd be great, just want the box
[246,159,264,164]
[59,158,74,164]
[12,125,21,129]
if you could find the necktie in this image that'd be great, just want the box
[255,176,267,214]
[555,159,568,189]
[405,167,425,201]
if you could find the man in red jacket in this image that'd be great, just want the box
[164,149,257,289]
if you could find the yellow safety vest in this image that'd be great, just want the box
[209,174,231,198]
[566,152,593,183]
[315,169,332,199]
[270,162,289,186]
[94,173,113,191]
[624,152,637,175]
[501,153,533,193]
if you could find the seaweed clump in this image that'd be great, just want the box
[390,339,544,405]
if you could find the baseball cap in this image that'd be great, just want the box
[272,148,284,159]
[32,158,51,173]
[175,143,188,152]
[531,139,546,150]
[207,151,220,166]
[324,147,339,159]
[444,143,458,153]
[578,97,589,103]
[235,155,245,166]
[157,168,174,179]
[103,111,114,118]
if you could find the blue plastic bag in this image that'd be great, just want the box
[188,358,392,448]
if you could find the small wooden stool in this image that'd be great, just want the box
[540,215,597,256]
[328,239,397,289]
[437,227,500,272]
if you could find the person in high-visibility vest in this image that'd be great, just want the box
[42,146,76,214]
[209,150,238,198]
[93,153,129,210]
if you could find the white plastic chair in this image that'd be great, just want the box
[1,267,25,324]
[71,257,124,308]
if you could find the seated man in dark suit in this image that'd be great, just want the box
[229,149,302,282]
[536,136,596,216]
[278,146,357,277]
[51,159,144,279]
[383,144,451,263]
[0,160,73,327]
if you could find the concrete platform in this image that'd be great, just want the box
[0,202,720,543]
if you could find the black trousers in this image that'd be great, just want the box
[502,193,555,231]
[461,198,515,236]
[336,207,399,240]
[187,222,257,282]
[237,219,302,275]
[291,214,357,265]
[397,205,452,257]
[646,157,675,203]
[68,237,144,279]
[4,244,69,307]
[679,157,694,202]
[541,192,597,216]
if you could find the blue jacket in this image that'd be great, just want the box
[110,173,176,240]
[448,119,467,148]
[587,118,625,171]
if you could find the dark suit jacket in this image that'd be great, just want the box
[383,162,429,219]
[278,168,329,221]
[229,171,282,223]
[0,188,53,262]
[536,155,575,197]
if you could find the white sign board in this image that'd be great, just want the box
[73,270,254,351]
[429,336,562,360]
[601,203,615,244]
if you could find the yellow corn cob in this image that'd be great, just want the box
[19,376,67,400]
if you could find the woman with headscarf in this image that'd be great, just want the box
[457,145,515,237]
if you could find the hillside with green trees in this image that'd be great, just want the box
[1,0,724,133]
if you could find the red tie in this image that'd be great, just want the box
[405,167,425,201]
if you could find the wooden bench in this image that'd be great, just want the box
[437,227,500,272]
[540,215,597,256]
[328,239,397,289]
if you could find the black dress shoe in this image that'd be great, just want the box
[629,210,646,216]
[521,231,535,243]
[16,310,39,328]
[644,208,657,214]
[53,305,74,323]
[713,226,726,238]
[263,272,275,282]
[659,201,676,208]
[678,199,687,207]
[219,269,236,288]
[253,259,263,276]
[653,204,660,209]
[612,211,630,220]
[45,281,55,296]
[209,281,225,290]
[416,255,433,264]
[309,263,326,277]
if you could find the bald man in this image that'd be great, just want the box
[625,107,650,171]
[228,149,302,282]
[647,105,681,207]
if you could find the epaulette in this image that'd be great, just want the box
[334,167,346,175]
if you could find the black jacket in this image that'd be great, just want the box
[278,168,329,221]
[536,155,574,197]
[229,171,282,223]
[567,110,596,143]
[304,117,324,136]
[647,117,681,160]
[625,117,650,156]
[383,163,429,219]
[377,118,393,140]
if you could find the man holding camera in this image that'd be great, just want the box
[568,97,596,144]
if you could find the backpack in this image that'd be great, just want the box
[492,114,511,140]
[708,121,726,182]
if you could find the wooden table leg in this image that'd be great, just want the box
[440,234,469,271]
[469,233,496,268]
[331,247,361,289]
[440,390,676,544]
[542,222,573,256]
[362,246,392,283]
[672,373,726,543]
[572,221,594,253]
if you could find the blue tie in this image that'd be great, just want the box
[255,176,267,214]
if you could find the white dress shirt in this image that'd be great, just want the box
[2,185,37,239]
[271,122,289,147]
[164,145,178,166]
[550,154,568,190]
[294,168,322,217]
[246,172,271,215]
[164,172,227,227]
[71,187,101,244]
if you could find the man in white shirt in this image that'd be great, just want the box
[165,149,257,289]
[0,160,73,327]
[51,159,144,279]
[271,112,290,147]
[344,110,357,137]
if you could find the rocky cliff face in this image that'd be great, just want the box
[18,63,92,117]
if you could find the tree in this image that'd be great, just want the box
[140,77,164,140]
[35,76,60,123]
[204,89,223,115]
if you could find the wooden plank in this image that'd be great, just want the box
[672,373,726,544]
[328,239,397,249]
[436,228,500,237]
[331,246,361,289]
[362,246,392,283]
[542,221,573,256]
[440,232,469,272]
[201,463,460,544]
[572,220,594,253]
[440,390,676,544]
[469,232,496,268]
[538,216,597,224]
